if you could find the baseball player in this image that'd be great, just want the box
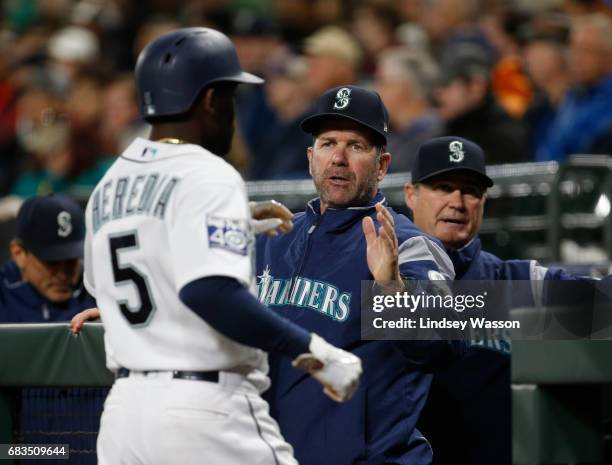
[84,28,361,465]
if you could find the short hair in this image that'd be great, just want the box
[377,47,439,99]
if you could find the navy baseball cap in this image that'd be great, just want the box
[412,136,494,187]
[16,193,85,261]
[301,85,389,145]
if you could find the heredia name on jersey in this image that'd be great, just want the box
[257,266,351,322]
[91,173,179,234]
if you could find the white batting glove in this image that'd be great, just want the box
[292,334,362,402]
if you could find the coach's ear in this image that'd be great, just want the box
[307,146,314,176]
[9,240,27,270]
[404,183,416,210]
[377,151,391,182]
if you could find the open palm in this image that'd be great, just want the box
[362,203,400,283]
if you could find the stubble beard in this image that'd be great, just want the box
[314,166,379,209]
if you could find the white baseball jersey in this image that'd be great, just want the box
[84,137,266,374]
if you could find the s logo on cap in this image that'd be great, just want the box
[449,140,465,163]
[333,87,351,110]
[57,211,73,238]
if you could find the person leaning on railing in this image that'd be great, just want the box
[0,193,95,323]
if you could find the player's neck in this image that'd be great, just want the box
[150,124,198,146]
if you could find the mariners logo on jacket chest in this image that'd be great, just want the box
[257,266,351,322]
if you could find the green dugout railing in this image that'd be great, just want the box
[0,323,112,387]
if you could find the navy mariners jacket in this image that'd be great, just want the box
[420,236,601,465]
[256,192,457,465]
[0,260,95,323]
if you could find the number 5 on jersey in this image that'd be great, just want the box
[109,231,156,326]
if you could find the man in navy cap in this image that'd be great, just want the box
[0,193,95,322]
[405,134,606,292]
[404,136,509,465]
[404,136,610,465]
[405,136,493,254]
[257,85,459,465]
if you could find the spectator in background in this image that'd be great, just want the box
[421,0,491,56]
[274,0,318,44]
[434,44,528,164]
[47,25,100,94]
[65,69,106,131]
[523,35,570,159]
[98,73,150,156]
[10,82,112,199]
[0,193,94,322]
[0,23,58,195]
[312,0,349,25]
[231,12,282,78]
[11,82,66,185]
[231,12,284,175]
[375,47,442,172]
[481,9,534,118]
[251,51,312,179]
[351,2,400,75]
[398,0,427,24]
[0,33,21,196]
[535,13,612,161]
[303,25,363,99]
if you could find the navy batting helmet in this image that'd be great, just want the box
[135,27,263,121]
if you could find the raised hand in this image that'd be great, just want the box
[362,202,402,288]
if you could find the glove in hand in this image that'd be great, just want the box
[293,334,362,402]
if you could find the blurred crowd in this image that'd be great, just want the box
[1,0,612,198]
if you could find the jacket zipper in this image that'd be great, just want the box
[289,218,320,302]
